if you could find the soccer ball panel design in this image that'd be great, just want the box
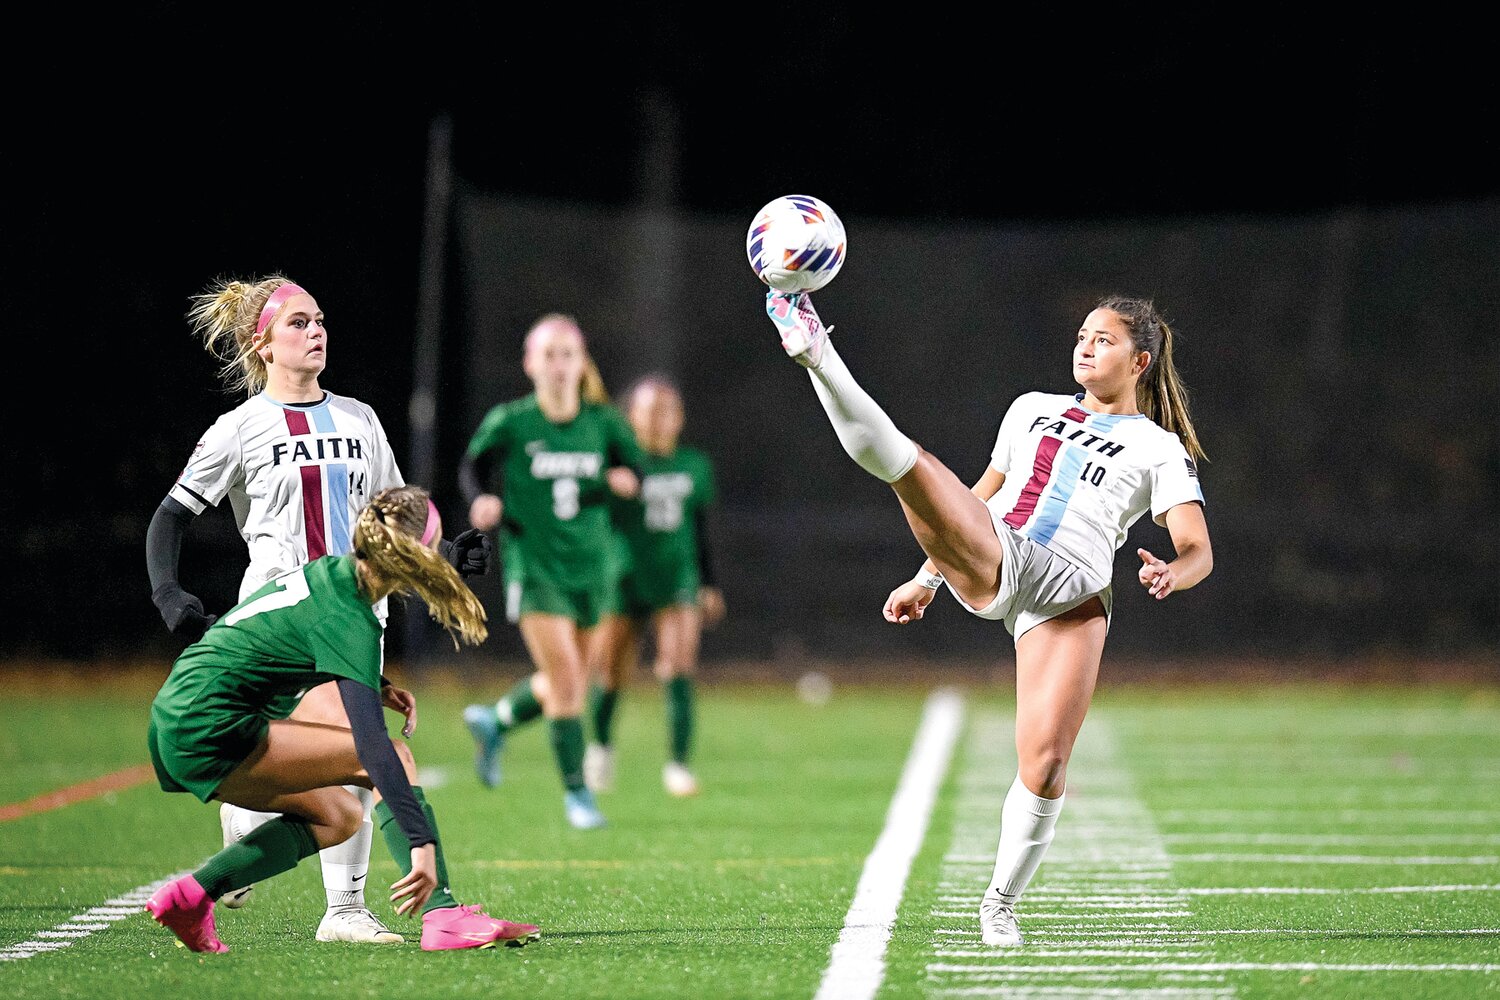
[746,194,847,294]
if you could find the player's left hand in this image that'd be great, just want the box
[383,683,418,738]
[698,586,726,627]
[445,528,493,577]
[392,844,438,917]
[607,466,640,499]
[1137,548,1175,600]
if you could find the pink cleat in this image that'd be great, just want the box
[766,290,831,368]
[420,903,541,951]
[144,875,228,953]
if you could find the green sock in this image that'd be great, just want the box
[664,675,695,764]
[589,683,619,746]
[374,787,458,914]
[549,716,588,792]
[194,815,318,900]
[496,676,543,730]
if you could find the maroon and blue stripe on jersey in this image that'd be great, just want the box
[281,405,353,560]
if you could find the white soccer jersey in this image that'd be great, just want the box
[169,391,404,600]
[987,391,1204,582]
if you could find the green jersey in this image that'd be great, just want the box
[148,555,382,801]
[612,445,717,582]
[465,395,644,589]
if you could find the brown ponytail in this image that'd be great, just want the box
[1096,295,1206,464]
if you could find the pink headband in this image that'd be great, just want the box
[420,499,441,546]
[256,282,308,336]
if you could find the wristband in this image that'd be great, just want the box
[915,569,945,591]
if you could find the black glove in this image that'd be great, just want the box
[152,583,217,641]
[442,529,493,577]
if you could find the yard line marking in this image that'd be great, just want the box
[812,687,964,1000]
[1158,809,1500,824]
[0,872,188,962]
[0,765,155,822]
[929,962,1500,974]
[1180,883,1500,895]
[926,710,1221,997]
[932,988,1234,998]
[1025,927,1500,938]
[1164,833,1500,846]
[1171,853,1499,865]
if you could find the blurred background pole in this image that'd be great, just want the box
[405,113,453,665]
[628,86,683,378]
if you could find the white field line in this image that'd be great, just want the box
[1157,809,1500,824]
[931,988,1236,998]
[925,710,1221,997]
[929,962,1500,975]
[1163,833,1500,846]
[0,872,188,962]
[1170,853,1500,865]
[811,687,964,1000]
[1181,883,1500,896]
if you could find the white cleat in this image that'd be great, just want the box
[766,290,831,368]
[662,761,701,798]
[315,906,405,944]
[583,742,615,793]
[978,894,1023,947]
[218,803,256,909]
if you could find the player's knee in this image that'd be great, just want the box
[1017,750,1069,798]
[328,790,365,842]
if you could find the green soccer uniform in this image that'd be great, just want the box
[148,555,382,802]
[464,395,644,626]
[609,445,718,617]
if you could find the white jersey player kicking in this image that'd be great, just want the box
[763,289,1214,947]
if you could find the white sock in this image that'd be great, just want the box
[985,773,1065,905]
[320,785,374,911]
[804,339,918,483]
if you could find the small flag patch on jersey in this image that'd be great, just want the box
[1185,458,1198,479]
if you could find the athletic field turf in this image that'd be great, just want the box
[2,669,1497,998]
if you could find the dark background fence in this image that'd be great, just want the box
[6,30,1498,677]
[17,189,1491,671]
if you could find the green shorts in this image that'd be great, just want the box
[605,562,701,620]
[147,705,268,803]
[505,568,615,628]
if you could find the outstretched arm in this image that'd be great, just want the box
[145,496,217,640]
[1137,502,1213,600]
[337,679,437,915]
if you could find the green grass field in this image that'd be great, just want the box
[1,671,1497,999]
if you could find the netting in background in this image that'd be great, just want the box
[425,189,1499,667]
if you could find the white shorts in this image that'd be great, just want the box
[947,518,1112,641]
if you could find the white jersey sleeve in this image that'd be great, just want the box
[169,410,246,514]
[1149,441,1205,526]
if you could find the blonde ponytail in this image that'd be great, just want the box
[186,274,297,397]
[354,486,488,649]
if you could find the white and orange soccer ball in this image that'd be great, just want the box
[746,194,847,294]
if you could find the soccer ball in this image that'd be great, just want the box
[746,194,847,294]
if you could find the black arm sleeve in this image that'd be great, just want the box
[336,679,435,849]
[458,450,493,506]
[694,506,718,587]
[145,496,195,595]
